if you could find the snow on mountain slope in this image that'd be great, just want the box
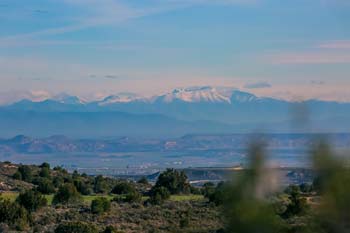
[53,93,86,105]
[154,86,232,103]
[150,86,264,104]
[98,92,145,105]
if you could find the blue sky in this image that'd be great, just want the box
[0,0,350,102]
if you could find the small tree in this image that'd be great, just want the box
[55,222,98,233]
[16,165,32,182]
[137,177,149,185]
[103,226,117,233]
[154,169,190,194]
[149,186,170,205]
[282,187,309,218]
[94,175,109,194]
[16,189,47,212]
[74,179,92,195]
[111,182,135,195]
[37,178,55,194]
[39,167,51,178]
[0,199,28,229]
[90,197,111,214]
[39,162,50,169]
[52,183,81,205]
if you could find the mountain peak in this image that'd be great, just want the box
[157,86,231,103]
[230,90,259,103]
[98,92,143,105]
[52,93,86,105]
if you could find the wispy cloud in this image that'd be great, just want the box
[244,82,271,89]
[267,52,350,64]
[0,0,257,47]
[317,40,350,49]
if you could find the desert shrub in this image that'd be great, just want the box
[299,183,313,193]
[207,182,227,205]
[154,168,190,194]
[113,190,142,204]
[39,167,51,178]
[90,197,111,214]
[16,189,47,212]
[282,185,309,218]
[13,171,22,180]
[103,225,117,233]
[149,186,170,205]
[111,182,136,195]
[54,221,98,233]
[94,175,109,194]
[137,177,149,185]
[52,183,81,205]
[39,162,50,169]
[36,178,55,194]
[74,179,93,195]
[16,165,33,182]
[202,182,215,197]
[0,198,28,229]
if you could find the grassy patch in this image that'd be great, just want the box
[170,194,204,201]
[0,192,18,202]
[1,192,204,204]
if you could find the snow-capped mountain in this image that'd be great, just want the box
[151,86,262,104]
[97,92,145,105]
[1,86,350,137]
[52,93,86,105]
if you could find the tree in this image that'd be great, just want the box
[111,182,135,195]
[282,186,309,218]
[37,178,55,194]
[13,171,22,180]
[55,222,98,233]
[52,183,81,205]
[103,226,117,233]
[16,189,47,212]
[154,169,190,194]
[90,197,111,214]
[0,198,29,230]
[16,165,32,182]
[39,167,51,178]
[94,175,108,194]
[149,186,170,205]
[202,182,215,198]
[74,179,92,195]
[137,177,149,185]
[39,162,50,169]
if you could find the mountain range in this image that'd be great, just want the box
[1,86,350,137]
[1,133,349,154]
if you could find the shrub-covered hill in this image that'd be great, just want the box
[0,161,223,232]
[0,161,34,191]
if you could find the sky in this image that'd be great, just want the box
[0,0,350,103]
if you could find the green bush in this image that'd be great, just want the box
[74,179,92,195]
[90,197,111,214]
[36,178,55,194]
[16,165,33,182]
[54,221,98,233]
[137,177,149,185]
[52,183,81,205]
[16,189,47,212]
[111,182,136,195]
[149,186,170,205]
[103,225,117,233]
[93,175,109,194]
[154,169,190,194]
[0,198,28,229]
[39,167,51,178]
